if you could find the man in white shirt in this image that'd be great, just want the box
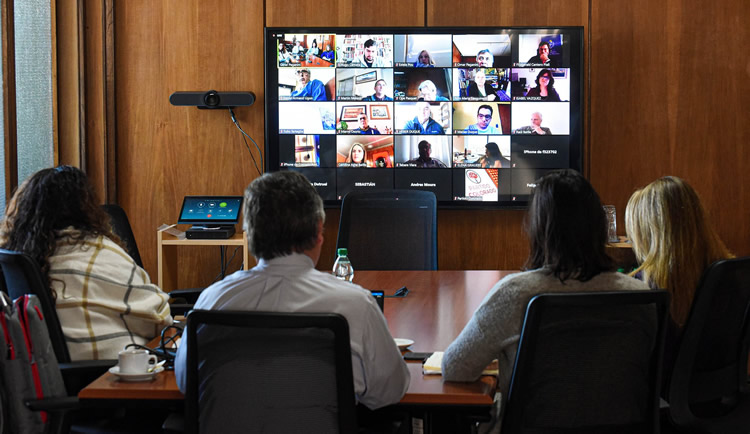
[174,171,409,410]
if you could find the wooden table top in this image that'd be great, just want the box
[79,270,511,405]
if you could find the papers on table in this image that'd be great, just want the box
[422,351,499,376]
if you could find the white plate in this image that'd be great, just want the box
[109,365,164,382]
[394,338,414,350]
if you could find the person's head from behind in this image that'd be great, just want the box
[363,39,377,62]
[476,49,493,67]
[525,169,613,281]
[417,50,434,66]
[485,142,501,160]
[536,69,554,88]
[417,140,432,159]
[373,79,387,97]
[243,171,325,263]
[0,165,117,280]
[416,102,432,123]
[476,104,493,129]
[347,143,366,164]
[418,80,438,101]
[625,176,731,325]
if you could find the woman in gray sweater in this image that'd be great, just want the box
[441,169,648,433]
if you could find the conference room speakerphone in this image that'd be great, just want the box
[185,225,236,240]
[178,195,243,239]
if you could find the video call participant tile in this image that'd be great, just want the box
[393,68,453,102]
[282,167,337,201]
[277,67,336,101]
[515,33,569,68]
[395,169,452,201]
[394,135,451,168]
[336,168,395,200]
[453,102,510,135]
[393,34,453,68]
[278,134,338,168]
[510,101,569,136]
[452,34,512,68]
[509,168,555,202]
[453,68,511,102]
[278,101,336,135]
[336,68,395,101]
[393,101,451,135]
[510,136,569,169]
[451,168,511,202]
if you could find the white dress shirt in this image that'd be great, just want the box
[174,253,410,409]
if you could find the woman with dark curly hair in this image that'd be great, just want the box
[524,69,561,102]
[0,166,172,360]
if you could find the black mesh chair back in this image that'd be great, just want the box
[101,204,143,268]
[185,310,357,434]
[502,290,669,434]
[666,257,750,433]
[0,249,71,363]
[336,189,437,270]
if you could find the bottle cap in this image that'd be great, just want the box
[337,248,348,256]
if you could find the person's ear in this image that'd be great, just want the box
[317,220,325,246]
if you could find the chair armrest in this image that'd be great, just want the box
[169,303,194,317]
[59,359,117,395]
[59,359,117,374]
[169,288,204,304]
[162,411,185,433]
[25,396,80,411]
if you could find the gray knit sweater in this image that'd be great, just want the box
[441,268,649,433]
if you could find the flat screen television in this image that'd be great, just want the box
[264,27,583,208]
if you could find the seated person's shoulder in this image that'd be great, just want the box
[598,271,651,290]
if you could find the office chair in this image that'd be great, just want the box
[336,189,437,270]
[502,290,669,434]
[101,204,200,315]
[0,249,116,395]
[663,257,750,434]
[101,204,144,268]
[184,310,357,434]
[0,292,166,434]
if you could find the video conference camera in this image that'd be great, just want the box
[169,90,255,109]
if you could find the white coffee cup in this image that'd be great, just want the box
[118,349,157,374]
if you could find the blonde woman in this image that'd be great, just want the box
[626,176,732,390]
[626,176,732,325]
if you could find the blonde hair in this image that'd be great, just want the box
[625,176,732,325]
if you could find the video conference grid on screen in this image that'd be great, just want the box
[266,28,582,206]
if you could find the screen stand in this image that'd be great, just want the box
[185,225,236,240]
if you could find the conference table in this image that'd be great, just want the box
[78,270,514,426]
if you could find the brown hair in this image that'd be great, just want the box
[0,166,121,288]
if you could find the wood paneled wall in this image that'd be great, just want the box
[112,0,750,288]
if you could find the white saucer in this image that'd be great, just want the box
[394,338,414,350]
[109,365,164,382]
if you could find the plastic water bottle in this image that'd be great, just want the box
[333,248,354,282]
